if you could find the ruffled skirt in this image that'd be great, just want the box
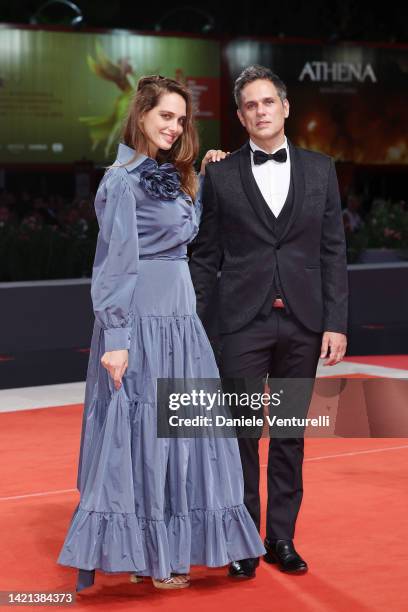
[57,261,265,584]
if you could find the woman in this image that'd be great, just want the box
[57,75,265,591]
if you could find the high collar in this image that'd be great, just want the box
[115,143,150,172]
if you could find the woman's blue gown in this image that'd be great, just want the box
[57,143,265,591]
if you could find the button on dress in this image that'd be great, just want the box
[57,143,265,590]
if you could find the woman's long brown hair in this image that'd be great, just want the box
[121,75,199,200]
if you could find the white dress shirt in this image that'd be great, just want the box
[250,136,291,218]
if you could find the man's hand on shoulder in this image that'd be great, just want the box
[320,331,347,366]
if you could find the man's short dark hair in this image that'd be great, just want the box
[234,65,287,108]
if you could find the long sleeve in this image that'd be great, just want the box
[189,167,223,321]
[91,167,139,352]
[320,158,349,334]
[193,173,205,227]
[188,173,205,244]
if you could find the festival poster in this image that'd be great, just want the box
[0,27,220,164]
[223,39,408,164]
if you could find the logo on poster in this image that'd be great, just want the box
[299,62,377,83]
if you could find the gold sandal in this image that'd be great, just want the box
[129,574,143,584]
[152,575,190,589]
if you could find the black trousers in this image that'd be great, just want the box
[219,308,322,543]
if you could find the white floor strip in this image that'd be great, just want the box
[259,443,408,468]
[1,444,407,503]
[303,444,408,461]
[0,359,407,413]
[316,360,408,378]
[0,382,86,413]
[0,488,77,501]
[262,560,329,612]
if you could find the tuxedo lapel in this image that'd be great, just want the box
[237,139,305,241]
[238,141,276,231]
[278,139,306,243]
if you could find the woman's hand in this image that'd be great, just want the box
[200,149,230,176]
[101,349,129,390]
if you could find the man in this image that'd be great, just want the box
[343,192,364,233]
[189,65,348,578]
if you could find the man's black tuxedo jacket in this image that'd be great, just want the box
[189,139,348,335]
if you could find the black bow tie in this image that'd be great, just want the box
[252,148,287,165]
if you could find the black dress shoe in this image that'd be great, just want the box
[228,558,258,579]
[263,539,308,574]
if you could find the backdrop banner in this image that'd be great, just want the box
[223,39,408,164]
[0,27,220,164]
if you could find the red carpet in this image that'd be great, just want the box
[1,404,407,611]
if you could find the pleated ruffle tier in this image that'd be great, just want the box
[57,312,265,584]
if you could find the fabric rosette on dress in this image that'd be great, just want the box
[139,159,181,200]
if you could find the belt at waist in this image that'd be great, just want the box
[272,298,285,309]
[139,255,188,261]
